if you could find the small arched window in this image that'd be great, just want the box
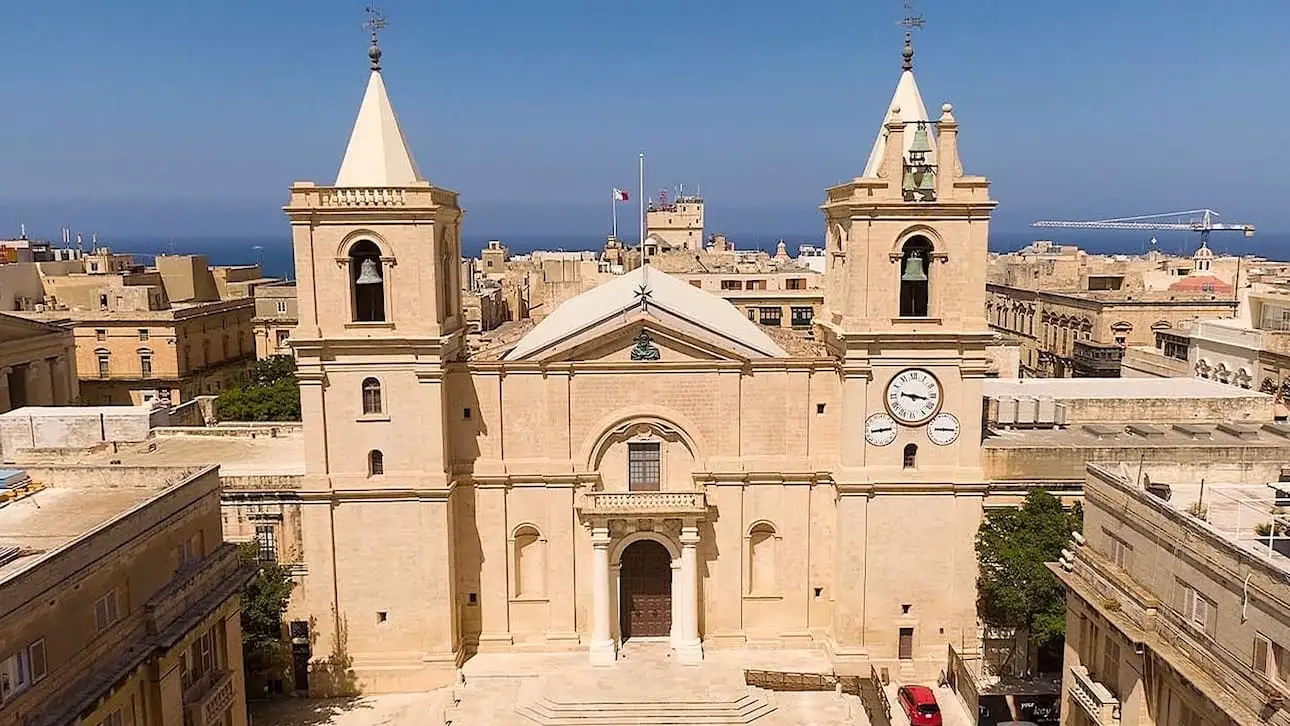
[361,377,382,415]
[349,240,386,322]
[903,443,918,470]
[368,449,384,476]
[899,236,933,318]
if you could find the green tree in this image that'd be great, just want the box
[976,489,1083,671]
[239,543,297,697]
[216,355,301,421]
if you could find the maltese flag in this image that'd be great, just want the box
[612,188,629,202]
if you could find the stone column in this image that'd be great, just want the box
[669,559,682,647]
[589,525,616,665]
[676,522,703,664]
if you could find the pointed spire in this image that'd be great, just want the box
[335,11,424,188]
[862,34,937,178]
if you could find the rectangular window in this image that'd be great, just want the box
[758,307,782,326]
[176,533,202,570]
[627,442,661,491]
[1178,583,1215,637]
[720,280,741,291]
[138,329,149,341]
[255,525,278,563]
[1102,637,1121,698]
[790,306,814,328]
[94,589,121,633]
[688,280,701,288]
[744,279,766,291]
[276,330,290,344]
[104,708,125,726]
[786,278,807,290]
[98,355,110,378]
[0,650,29,703]
[1106,531,1133,569]
[140,354,152,378]
[275,300,288,314]
[27,639,46,683]
[95,328,106,341]
[1255,634,1290,684]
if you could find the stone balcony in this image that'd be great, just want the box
[577,490,708,518]
[184,670,235,726]
[1069,664,1121,725]
[285,181,458,213]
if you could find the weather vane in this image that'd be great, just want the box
[898,0,925,31]
[364,6,387,70]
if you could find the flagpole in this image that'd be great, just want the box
[638,153,646,260]
[611,189,618,240]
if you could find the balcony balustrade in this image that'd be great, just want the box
[1069,664,1121,725]
[578,490,707,517]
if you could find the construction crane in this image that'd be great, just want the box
[1032,209,1255,249]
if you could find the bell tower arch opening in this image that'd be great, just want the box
[348,239,386,322]
[899,235,933,318]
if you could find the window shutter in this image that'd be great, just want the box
[28,640,46,682]
[1253,636,1270,678]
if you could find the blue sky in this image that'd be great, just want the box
[3,0,1288,238]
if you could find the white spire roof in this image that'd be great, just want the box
[861,69,937,178]
[335,70,424,187]
[503,266,788,360]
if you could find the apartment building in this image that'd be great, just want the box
[6,254,260,404]
[0,464,256,726]
[1052,463,1290,726]
[250,282,297,358]
[1124,286,1290,411]
[987,242,1244,377]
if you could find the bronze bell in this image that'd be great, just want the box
[355,257,383,285]
[901,251,928,282]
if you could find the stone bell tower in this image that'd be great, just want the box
[818,33,998,675]
[282,24,467,691]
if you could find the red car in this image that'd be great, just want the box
[897,684,943,726]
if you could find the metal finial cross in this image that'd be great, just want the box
[634,283,653,313]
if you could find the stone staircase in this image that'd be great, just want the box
[515,690,778,725]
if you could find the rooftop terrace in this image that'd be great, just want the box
[0,465,203,582]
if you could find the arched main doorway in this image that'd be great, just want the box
[619,539,672,639]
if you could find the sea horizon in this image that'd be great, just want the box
[23,229,1290,282]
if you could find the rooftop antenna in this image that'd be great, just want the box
[364,5,387,71]
[898,0,925,71]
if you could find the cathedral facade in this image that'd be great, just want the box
[284,35,996,693]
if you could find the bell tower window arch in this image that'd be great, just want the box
[348,239,386,322]
[899,235,934,318]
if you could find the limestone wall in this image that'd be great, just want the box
[0,405,167,457]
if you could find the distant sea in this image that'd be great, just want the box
[86,230,1290,282]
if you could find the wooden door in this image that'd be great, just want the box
[898,627,914,659]
[620,540,672,639]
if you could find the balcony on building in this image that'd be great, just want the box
[577,489,708,518]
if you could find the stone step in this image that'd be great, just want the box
[516,692,777,725]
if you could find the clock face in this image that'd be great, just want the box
[865,413,898,447]
[885,368,942,425]
[927,412,960,446]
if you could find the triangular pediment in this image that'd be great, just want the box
[502,266,788,361]
[527,311,759,364]
[0,312,67,343]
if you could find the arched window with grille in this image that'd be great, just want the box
[361,377,382,415]
[903,443,918,469]
[368,449,384,476]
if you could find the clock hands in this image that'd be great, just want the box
[899,391,930,401]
